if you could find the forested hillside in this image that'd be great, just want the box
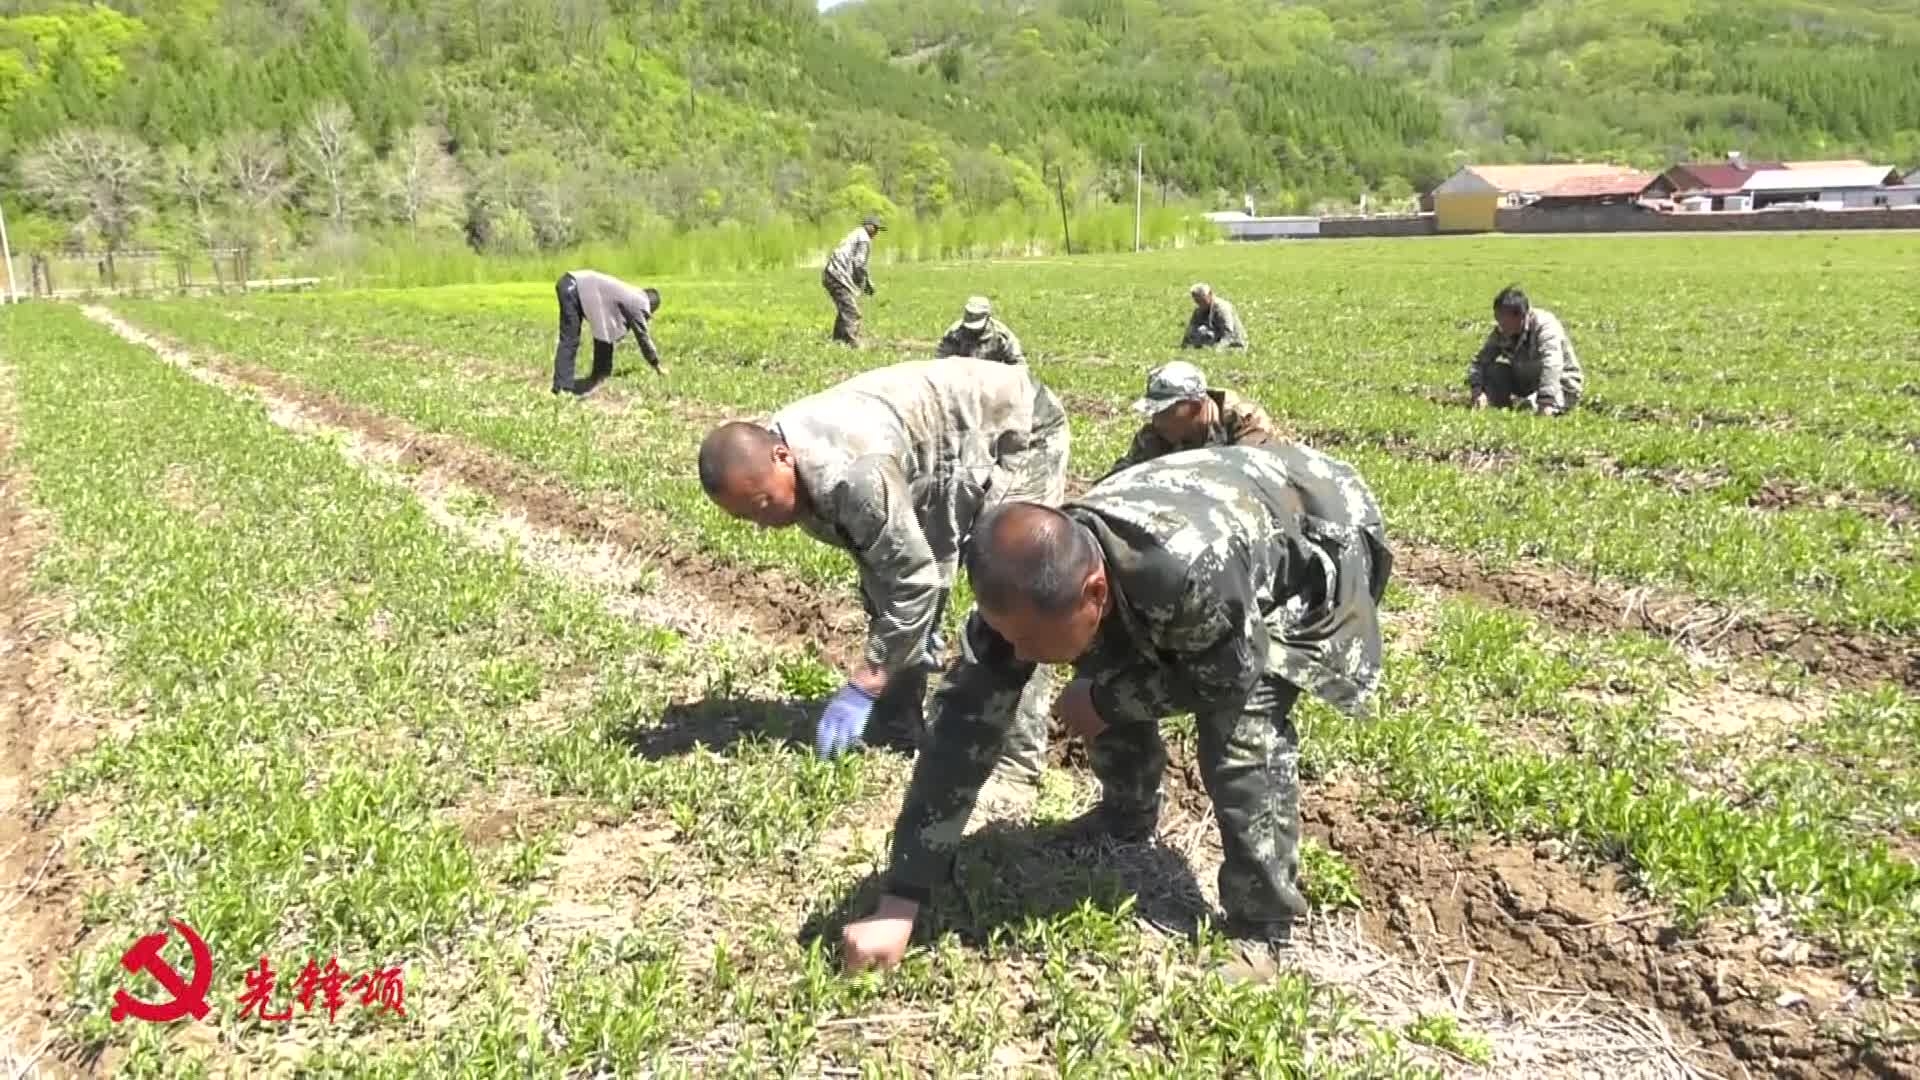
[2,0,1917,277]
[839,0,1920,209]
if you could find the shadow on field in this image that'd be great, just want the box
[798,818,1212,954]
[618,695,818,759]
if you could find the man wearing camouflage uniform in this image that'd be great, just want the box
[695,359,1069,791]
[1468,285,1584,415]
[841,444,1392,974]
[1105,360,1281,478]
[823,216,884,347]
[1182,282,1248,350]
[935,296,1026,365]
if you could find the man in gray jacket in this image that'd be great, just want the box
[551,269,666,396]
[696,359,1068,796]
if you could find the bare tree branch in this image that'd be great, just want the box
[21,129,156,283]
[294,100,371,228]
[379,125,466,233]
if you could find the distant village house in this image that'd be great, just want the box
[1428,164,1654,232]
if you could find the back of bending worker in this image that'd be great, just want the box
[551,269,665,395]
[696,358,1070,798]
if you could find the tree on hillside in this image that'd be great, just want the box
[161,143,227,285]
[379,125,466,236]
[217,130,293,282]
[20,128,154,286]
[295,101,372,229]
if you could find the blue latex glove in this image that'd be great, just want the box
[815,683,877,759]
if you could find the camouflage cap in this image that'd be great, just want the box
[960,295,991,329]
[1132,361,1208,415]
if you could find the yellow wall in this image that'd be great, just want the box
[1435,192,1498,233]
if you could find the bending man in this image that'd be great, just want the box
[697,359,1069,797]
[551,269,664,396]
[841,444,1392,973]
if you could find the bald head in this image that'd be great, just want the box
[965,502,1109,664]
[698,422,778,494]
[966,502,1103,616]
[698,421,802,527]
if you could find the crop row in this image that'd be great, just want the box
[118,290,1920,635]
[9,304,1447,1077]
[79,301,1920,996]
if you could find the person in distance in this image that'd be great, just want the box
[934,295,1026,365]
[1181,282,1248,350]
[1104,360,1282,479]
[550,269,664,396]
[1467,285,1584,416]
[823,216,884,347]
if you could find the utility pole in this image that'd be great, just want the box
[1134,144,1143,252]
[0,196,15,304]
[1054,164,1073,256]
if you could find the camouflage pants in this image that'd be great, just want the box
[1091,675,1307,929]
[866,591,1055,783]
[978,397,1071,783]
[1482,363,1581,414]
[823,271,862,346]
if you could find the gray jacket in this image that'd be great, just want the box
[571,270,661,368]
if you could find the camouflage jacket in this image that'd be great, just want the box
[934,318,1026,365]
[570,270,662,368]
[1467,308,1584,409]
[769,359,1069,674]
[1106,388,1280,478]
[1182,296,1248,350]
[882,444,1392,898]
[824,227,874,289]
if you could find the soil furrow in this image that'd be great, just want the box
[84,308,1919,1077]
[79,307,863,674]
[1300,426,1917,528]
[0,363,91,1080]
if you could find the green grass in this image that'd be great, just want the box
[117,232,1920,633]
[6,302,1438,1075]
[12,230,1920,1072]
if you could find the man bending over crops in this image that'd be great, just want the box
[1104,360,1282,478]
[1181,282,1248,350]
[1467,286,1584,415]
[841,444,1392,975]
[696,358,1069,801]
[934,296,1025,365]
[823,216,884,347]
[551,270,665,396]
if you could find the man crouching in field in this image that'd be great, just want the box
[1103,360,1282,479]
[841,444,1393,974]
[1468,286,1584,415]
[696,359,1068,802]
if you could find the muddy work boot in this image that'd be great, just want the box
[1054,793,1162,849]
[1217,917,1296,985]
[860,667,930,755]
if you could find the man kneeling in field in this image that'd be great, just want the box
[841,444,1393,974]
[696,359,1067,802]
[1467,286,1583,416]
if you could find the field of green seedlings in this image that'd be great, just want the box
[3,232,1917,1078]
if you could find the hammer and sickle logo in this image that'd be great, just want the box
[110,919,213,1024]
